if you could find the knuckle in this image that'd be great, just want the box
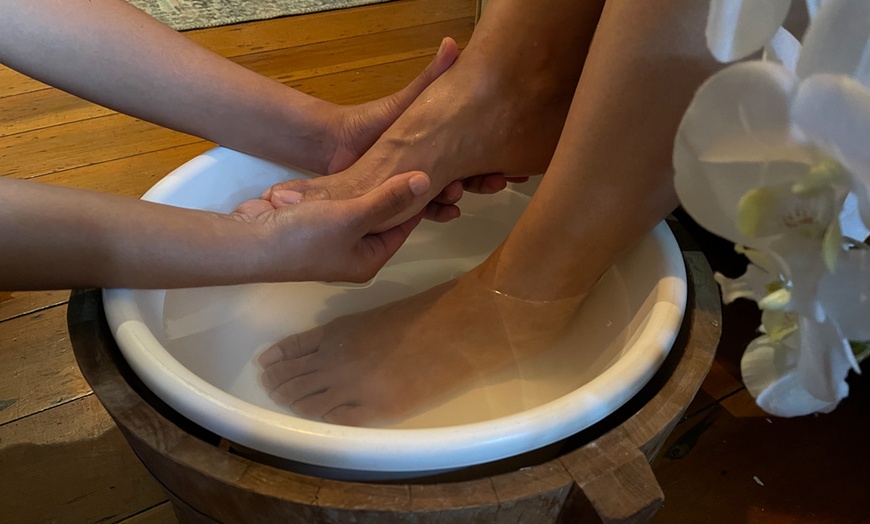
[312,179,368,201]
[382,185,409,213]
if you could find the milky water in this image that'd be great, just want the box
[153,190,632,429]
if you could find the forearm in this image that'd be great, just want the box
[0,178,262,290]
[0,0,338,171]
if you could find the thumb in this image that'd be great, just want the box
[354,171,431,234]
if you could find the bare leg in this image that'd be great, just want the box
[490,0,720,301]
[260,0,721,426]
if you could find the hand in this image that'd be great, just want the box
[231,172,431,283]
[264,171,515,227]
[324,37,459,174]
[432,175,531,209]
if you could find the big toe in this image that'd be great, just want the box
[258,326,325,368]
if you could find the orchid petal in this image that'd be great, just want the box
[678,162,812,248]
[791,157,849,195]
[736,182,835,240]
[707,0,793,62]
[795,314,853,402]
[676,62,799,161]
[675,62,806,246]
[818,247,870,341]
[797,0,870,85]
[793,75,870,175]
[715,265,780,304]
[764,26,802,72]
[741,334,839,416]
[770,235,830,317]
[759,288,793,310]
[821,218,842,271]
[804,0,824,20]
[792,74,870,224]
[851,186,870,236]
[737,186,785,238]
[755,370,841,415]
[839,192,870,242]
[739,245,791,274]
[760,309,800,341]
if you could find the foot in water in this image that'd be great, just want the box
[258,266,585,427]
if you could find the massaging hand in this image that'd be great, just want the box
[276,35,512,222]
[0,172,429,290]
[231,171,431,283]
[263,169,515,227]
[320,38,459,176]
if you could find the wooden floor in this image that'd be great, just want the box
[1,1,867,522]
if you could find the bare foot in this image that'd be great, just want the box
[258,263,585,426]
[261,51,578,229]
[324,37,459,175]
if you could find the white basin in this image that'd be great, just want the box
[104,147,687,479]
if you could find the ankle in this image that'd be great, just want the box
[474,245,601,303]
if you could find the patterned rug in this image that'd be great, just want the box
[127,0,394,31]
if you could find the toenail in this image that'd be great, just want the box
[257,346,283,367]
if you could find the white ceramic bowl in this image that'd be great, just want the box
[104,147,687,479]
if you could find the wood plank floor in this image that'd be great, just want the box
[1,1,867,522]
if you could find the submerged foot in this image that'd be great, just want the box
[258,267,585,426]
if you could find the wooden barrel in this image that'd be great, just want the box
[67,218,720,523]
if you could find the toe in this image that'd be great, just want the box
[258,326,325,367]
[261,355,319,390]
[321,403,372,427]
[257,345,286,367]
[272,371,330,407]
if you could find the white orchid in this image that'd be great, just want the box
[706,0,799,65]
[675,0,870,416]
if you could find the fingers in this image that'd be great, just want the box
[462,174,509,194]
[343,172,429,276]
[270,189,303,206]
[262,178,316,201]
[433,180,464,205]
[264,176,363,205]
[433,174,516,203]
[362,211,426,266]
[253,174,430,284]
[423,202,461,222]
[262,170,517,231]
[353,171,431,234]
[232,198,277,219]
[425,175,510,224]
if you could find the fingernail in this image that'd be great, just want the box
[436,38,446,58]
[272,189,303,205]
[409,173,430,196]
[258,346,283,367]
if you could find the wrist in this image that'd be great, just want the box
[109,207,270,289]
[214,211,285,284]
[247,92,340,174]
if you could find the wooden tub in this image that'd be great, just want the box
[67,218,720,523]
